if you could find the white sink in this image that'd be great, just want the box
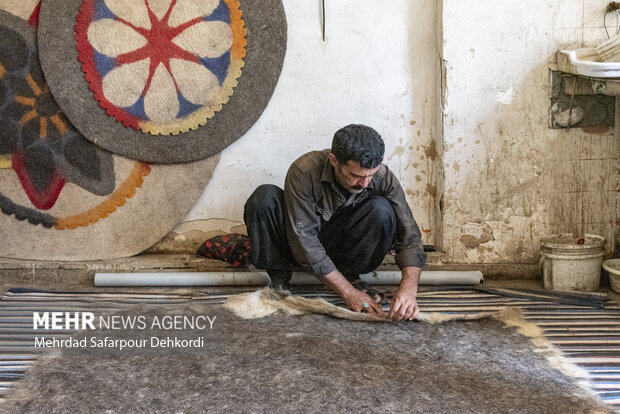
[557,48,620,78]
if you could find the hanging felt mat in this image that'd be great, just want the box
[75,0,246,135]
[0,0,40,23]
[0,9,220,261]
[37,0,287,163]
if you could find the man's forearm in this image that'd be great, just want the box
[317,269,356,298]
[400,266,422,293]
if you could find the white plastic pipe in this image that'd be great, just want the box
[94,270,483,287]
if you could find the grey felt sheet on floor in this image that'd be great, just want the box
[1,291,613,414]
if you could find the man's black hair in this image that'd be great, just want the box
[330,124,385,169]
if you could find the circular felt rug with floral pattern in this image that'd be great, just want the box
[0,9,220,261]
[38,0,287,163]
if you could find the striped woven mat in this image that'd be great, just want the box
[0,287,618,411]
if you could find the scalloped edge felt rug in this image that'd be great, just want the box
[38,0,287,163]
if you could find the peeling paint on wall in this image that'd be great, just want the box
[496,87,514,105]
[459,221,495,249]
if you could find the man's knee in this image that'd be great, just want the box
[244,184,283,218]
[365,196,396,225]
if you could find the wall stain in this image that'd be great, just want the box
[415,175,422,182]
[453,161,460,172]
[442,59,448,111]
[388,145,405,161]
[581,126,612,134]
[426,183,437,197]
[422,140,438,160]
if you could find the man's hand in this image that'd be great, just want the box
[389,289,418,321]
[343,288,384,316]
[389,266,422,321]
[318,269,385,317]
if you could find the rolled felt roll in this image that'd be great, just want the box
[94,270,484,286]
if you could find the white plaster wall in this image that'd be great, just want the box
[442,0,618,263]
[180,0,442,245]
[169,0,618,267]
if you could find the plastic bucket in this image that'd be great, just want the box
[540,234,606,291]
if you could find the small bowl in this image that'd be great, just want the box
[602,259,620,294]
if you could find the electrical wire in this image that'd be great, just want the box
[321,0,325,42]
[604,3,620,38]
[605,11,611,39]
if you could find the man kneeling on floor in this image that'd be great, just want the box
[244,124,426,321]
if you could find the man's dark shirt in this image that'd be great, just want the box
[284,149,427,276]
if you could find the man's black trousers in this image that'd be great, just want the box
[243,184,396,280]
